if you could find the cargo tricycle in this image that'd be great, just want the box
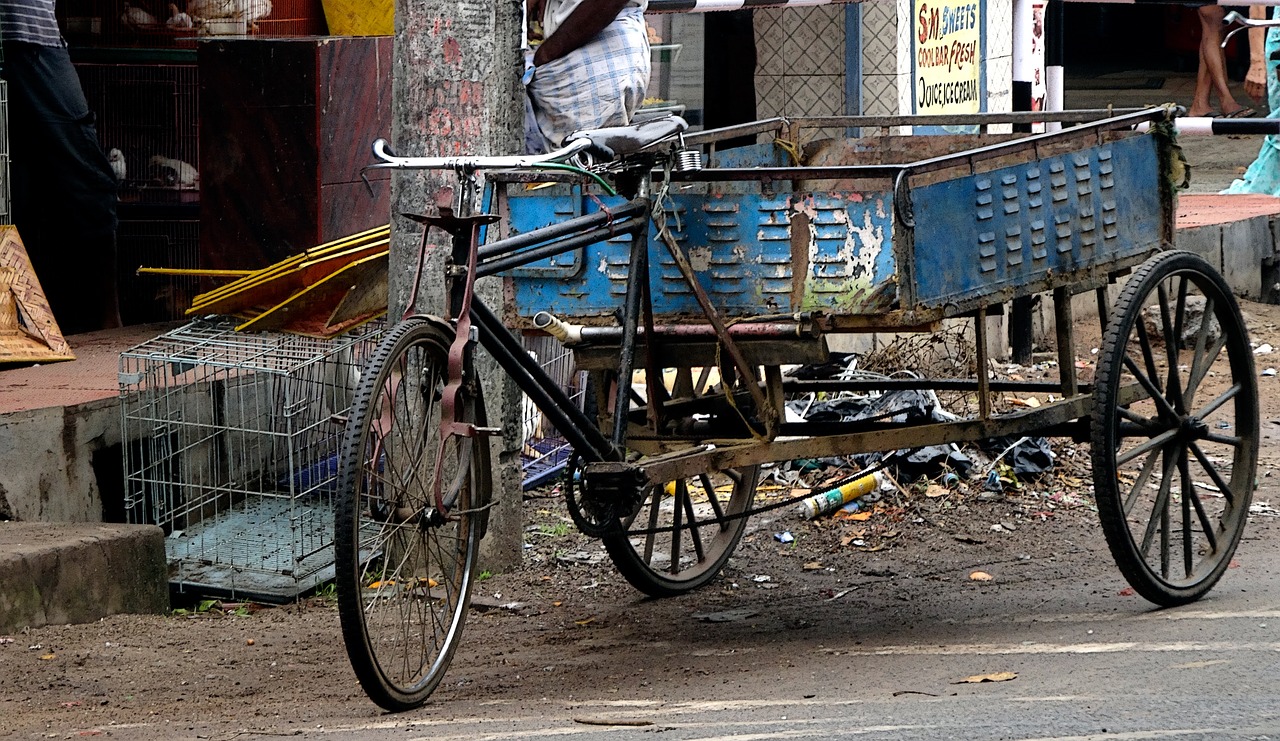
[335,106,1258,710]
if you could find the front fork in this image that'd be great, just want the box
[408,174,500,518]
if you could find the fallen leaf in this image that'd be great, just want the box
[925,484,948,498]
[552,601,562,607]
[834,510,873,521]
[40,653,56,660]
[803,561,823,571]
[969,571,994,582]
[574,617,596,626]
[954,671,1017,684]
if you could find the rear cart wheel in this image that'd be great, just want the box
[1091,251,1258,606]
[334,318,491,710]
[600,465,759,597]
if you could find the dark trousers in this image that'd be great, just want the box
[2,41,120,334]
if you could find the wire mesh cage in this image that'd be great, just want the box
[57,0,328,47]
[120,317,384,601]
[75,63,200,205]
[520,334,586,490]
[252,0,328,36]
[117,209,200,323]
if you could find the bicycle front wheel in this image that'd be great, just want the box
[334,317,491,711]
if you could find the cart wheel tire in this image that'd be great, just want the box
[1092,250,1258,607]
[334,317,491,711]
[600,466,758,598]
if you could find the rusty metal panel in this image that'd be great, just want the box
[908,134,1164,309]
[501,185,899,322]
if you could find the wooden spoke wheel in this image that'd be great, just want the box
[1091,251,1258,606]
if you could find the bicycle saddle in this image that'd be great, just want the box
[567,114,689,161]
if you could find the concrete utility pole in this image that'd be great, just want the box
[389,0,525,570]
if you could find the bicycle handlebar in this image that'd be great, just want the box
[1222,10,1280,47]
[365,136,594,172]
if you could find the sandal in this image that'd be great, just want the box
[1223,107,1258,118]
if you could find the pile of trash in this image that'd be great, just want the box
[771,352,1060,525]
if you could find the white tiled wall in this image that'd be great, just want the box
[747,0,1012,128]
[754,5,847,124]
[863,0,898,116]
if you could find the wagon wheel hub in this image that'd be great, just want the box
[1178,414,1209,442]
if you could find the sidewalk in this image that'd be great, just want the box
[1063,66,1267,194]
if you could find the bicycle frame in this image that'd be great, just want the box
[421,173,653,470]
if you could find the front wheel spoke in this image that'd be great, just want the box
[1156,282,1187,412]
[1193,383,1241,422]
[1116,427,1178,467]
[1122,355,1179,421]
[1137,448,1176,566]
[1117,406,1160,432]
[1123,445,1164,515]
[1184,468,1220,558]
[1172,275,1190,353]
[1203,432,1241,447]
[1179,455,1194,578]
[1183,297,1220,406]
[1189,440,1239,507]
[1135,315,1163,394]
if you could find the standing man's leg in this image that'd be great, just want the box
[2,41,120,334]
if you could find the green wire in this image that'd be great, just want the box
[528,161,618,197]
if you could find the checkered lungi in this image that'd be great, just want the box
[525,8,651,152]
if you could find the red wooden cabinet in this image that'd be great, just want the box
[198,36,393,270]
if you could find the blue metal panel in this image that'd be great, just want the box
[792,192,896,312]
[909,134,1162,308]
[503,186,899,321]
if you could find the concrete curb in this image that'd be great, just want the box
[0,523,168,633]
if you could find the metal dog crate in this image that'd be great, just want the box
[120,317,383,601]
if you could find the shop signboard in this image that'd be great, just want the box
[912,0,986,130]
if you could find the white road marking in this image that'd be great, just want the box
[820,641,1280,656]
[964,607,1280,626]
